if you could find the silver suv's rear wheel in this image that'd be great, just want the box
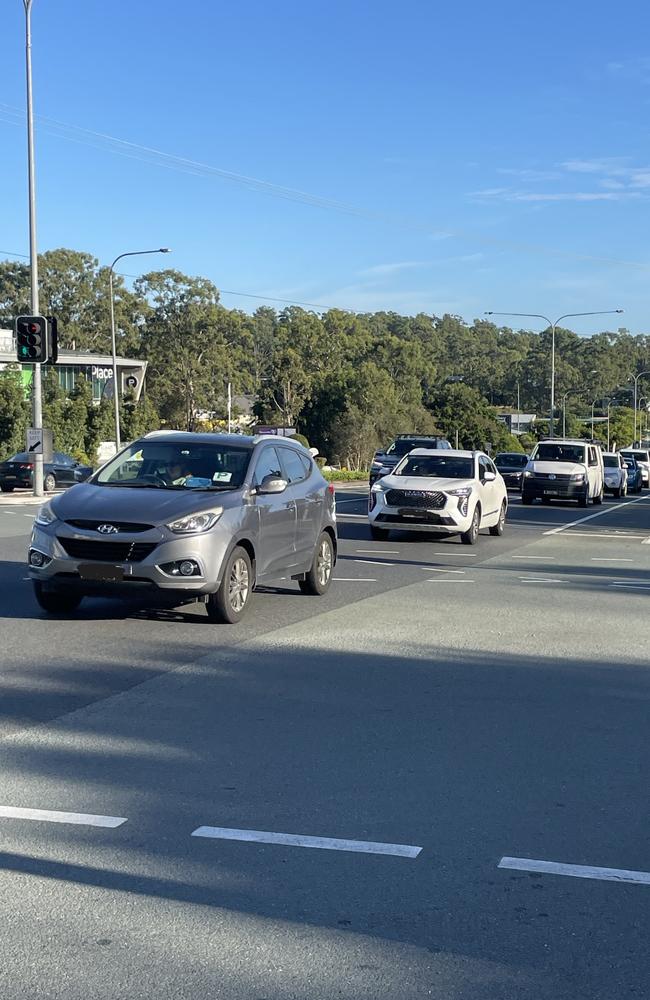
[207,546,252,624]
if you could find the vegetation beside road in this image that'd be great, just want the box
[1,249,648,466]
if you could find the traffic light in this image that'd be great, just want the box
[15,315,57,364]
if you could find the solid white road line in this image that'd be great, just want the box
[499,856,650,886]
[334,577,377,582]
[558,531,647,540]
[191,826,422,858]
[352,558,394,566]
[543,494,648,536]
[610,583,650,591]
[0,805,127,828]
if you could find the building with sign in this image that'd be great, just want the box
[0,328,147,402]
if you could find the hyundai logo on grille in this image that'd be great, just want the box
[97,523,119,534]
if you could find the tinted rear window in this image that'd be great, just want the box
[495,454,527,468]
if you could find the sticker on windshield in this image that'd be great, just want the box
[212,471,233,482]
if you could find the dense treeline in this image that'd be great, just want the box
[1,249,649,464]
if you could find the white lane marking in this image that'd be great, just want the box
[421,567,465,574]
[643,537,650,545]
[557,531,647,540]
[591,557,634,562]
[191,826,422,858]
[425,579,475,583]
[543,494,649,536]
[519,577,563,584]
[499,856,650,886]
[352,558,394,566]
[338,513,367,519]
[334,577,377,582]
[610,583,650,591]
[511,555,556,560]
[355,549,400,554]
[0,805,127,828]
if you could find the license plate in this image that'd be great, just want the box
[78,563,124,582]
[544,489,559,496]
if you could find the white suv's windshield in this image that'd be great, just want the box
[603,456,619,468]
[95,440,252,490]
[534,443,586,463]
[396,454,473,479]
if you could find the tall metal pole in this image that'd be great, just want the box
[227,381,232,433]
[24,0,43,497]
[485,310,624,439]
[630,371,650,446]
[108,247,170,451]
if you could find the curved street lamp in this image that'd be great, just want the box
[485,310,624,438]
[629,370,650,445]
[109,247,171,449]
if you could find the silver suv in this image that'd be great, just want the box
[28,431,337,623]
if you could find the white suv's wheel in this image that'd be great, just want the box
[461,505,480,545]
[489,500,507,537]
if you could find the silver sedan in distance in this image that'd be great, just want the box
[28,431,337,623]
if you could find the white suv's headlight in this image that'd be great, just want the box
[35,502,57,526]
[447,486,473,497]
[167,509,223,534]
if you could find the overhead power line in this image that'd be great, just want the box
[1,102,648,273]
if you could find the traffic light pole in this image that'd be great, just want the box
[24,0,43,497]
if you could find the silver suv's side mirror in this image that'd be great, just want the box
[257,475,288,495]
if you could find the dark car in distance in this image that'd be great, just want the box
[494,452,529,490]
[622,456,643,494]
[0,452,93,493]
[369,435,452,486]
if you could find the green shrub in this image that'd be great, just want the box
[322,469,367,482]
[290,433,310,448]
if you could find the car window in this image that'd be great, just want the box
[396,454,473,478]
[54,452,72,466]
[478,456,490,479]
[253,446,283,486]
[495,453,527,468]
[534,443,586,463]
[96,441,252,489]
[7,453,30,463]
[588,447,599,467]
[280,447,308,484]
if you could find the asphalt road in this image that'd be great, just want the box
[0,487,649,999]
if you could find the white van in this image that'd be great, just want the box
[522,439,604,507]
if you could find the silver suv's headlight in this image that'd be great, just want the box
[35,502,57,526]
[167,509,223,534]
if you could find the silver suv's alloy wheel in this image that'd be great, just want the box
[317,537,333,587]
[228,557,250,614]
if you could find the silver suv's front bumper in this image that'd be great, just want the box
[28,520,234,596]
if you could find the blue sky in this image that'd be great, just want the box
[2,0,650,331]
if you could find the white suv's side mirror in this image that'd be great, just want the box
[484,470,497,482]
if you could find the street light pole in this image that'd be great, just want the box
[561,390,580,439]
[109,247,170,450]
[23,0,43,497]
[630,370,650,446]
[485,310,624,438]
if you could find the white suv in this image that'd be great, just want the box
[523,439,604,507]
[368,449,508,545]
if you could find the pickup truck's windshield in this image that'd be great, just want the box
[534,444,586,463]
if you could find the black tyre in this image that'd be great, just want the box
[0,484,14,493]
[299,531,335,596]
[489,500,507,537]
[33,581,82,614]
[578,491,589,507]
[521,492,534,506]
[370,525,390,541]
[461,504,481,545]
[614,486,622,498]
[206,546,252,624]
[44,473,56,492]
[593,486,603,505]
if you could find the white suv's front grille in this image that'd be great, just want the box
[385,489,446,509]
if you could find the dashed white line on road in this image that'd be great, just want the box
[511,555,556,560]
[591,557,634,562]
[425,579,475,584]
[334,577,377,582]
[355,549,400,554]
[191,826,422,858]
[499,856,650,886]
[337,513,367,519]
[0,805,127,828]
[519,577,563,584]
[610,583,650,591]
[543,494,648,535]
[643,537,650,545]
[421,567,465,574]
[352,558,395,566]
[559,531,647,540]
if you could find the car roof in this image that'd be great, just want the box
[408,448,478,458]
[141,431,306,451]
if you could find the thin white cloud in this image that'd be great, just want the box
[497,167,561,182]
[606,57,650,84]
[359,261,428,277]
[470,187,641,203]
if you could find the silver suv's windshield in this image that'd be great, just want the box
[534,443,586,463]
[395,454,473,478]
[95,440,252,490]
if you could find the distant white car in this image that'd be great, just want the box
[368,448,507,545]
[603,452,628,497]
[620,448,650,489]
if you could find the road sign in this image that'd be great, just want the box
[26,427,53,462]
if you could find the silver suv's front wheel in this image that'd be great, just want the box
[207,546,253,624]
